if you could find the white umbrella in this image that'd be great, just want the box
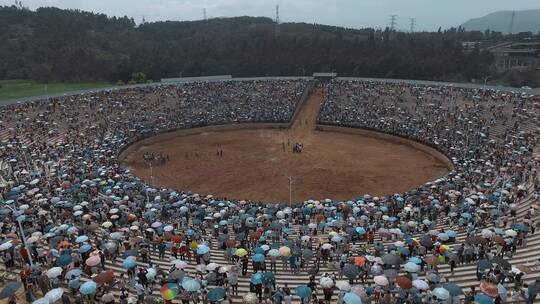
[32,298,50,304]
[0,241,13,251]
[47,267,63,278]
[373,275,389,286]
[505,229,517,237]
[206,263,220,271]
[412,279,429,290]
[320,277,334,288]
[433,287,450,300]
[336,280,351,291]
[45,288,64,303]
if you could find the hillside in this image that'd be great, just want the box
[0,6,494,83]
[462,9,540,34]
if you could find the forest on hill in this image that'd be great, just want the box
[0,6,495,83]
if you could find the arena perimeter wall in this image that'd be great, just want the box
[316,124,455,172]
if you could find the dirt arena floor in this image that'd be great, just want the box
[120,90,451,203]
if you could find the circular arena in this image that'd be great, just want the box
[119,89,451,203]
[0,78,539,304]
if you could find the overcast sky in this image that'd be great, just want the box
[3,0,540,31]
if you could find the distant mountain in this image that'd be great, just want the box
[462,9,540,34]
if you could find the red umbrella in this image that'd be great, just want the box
[93,269,114,284]
[480,281,498,298]
[395,276,412,289]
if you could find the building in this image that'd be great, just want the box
[491,41,540,72]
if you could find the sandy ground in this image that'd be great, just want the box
[120,90,450,203]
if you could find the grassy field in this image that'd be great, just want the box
[0,79,114,100]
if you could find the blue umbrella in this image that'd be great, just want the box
[343,292,362,304]
[355,227,366,235]
[79,281,97,295]
[445,230,457,238]
[442,283,462,296]
[182,279,201,292]
[254,247,265,255]
[122,258,137,269]
[296,285,312,298]
[252,253,265,263]
[474,293,494,304]
[79,244,92,253]
[207,287,226,302]
[196,245,209,255]
[408,257,422,265]
[56,254,73,267]
[0,281,22,299]
[75,235,89,243]
[250,273,263,284]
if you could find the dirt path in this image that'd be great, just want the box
[120,90,451,203]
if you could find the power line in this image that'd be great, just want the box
[389,15,397,31]
[409,18,416,33]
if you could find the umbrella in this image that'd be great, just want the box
[252,253,265,263]
[336,281,351,291]
[426,273,440,283]
[268,249,280,257]
[412,279,429,290]
[354,256,365,266]
[45,288,63,303]
[250,273,263,284]
[235,248,248,257]
[296,286,312,298]
[206,263,220,271]
[79,281,97,295]
[478,259,492,271]
[47,267,63,278]
[320,276,334,288]
[196,244,209,255]
[0,281,22,299]
[75,235,89,243]
[173,260,188,270]
[160,283,179,300]
[279,246,291,256]
[182,279,201,292]
[474,293,494,304]
[480,281,499,298]
[491,256,511,270]
[404,262,420,273]
[168,270,185,282]
[122,258,137,269]
[86,255,101,267]
[395,276,412,289]
[432,287,450,300]
[65,269,83,279]
[343,264,359,280]
[0,241,13,251]
[373,275,389,286]
[56,254,73,267]
[207,287,226,302]
[33,298,49,304]
[343,292,362,304]
[94,269,114,284]
[381,253,400,265]
[79,244,92,253]
[443,283,462,296]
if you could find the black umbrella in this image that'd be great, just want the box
[343,264,358,280]
[0,281,22,299]
[420,235,433,248]
[491,256,511,270]
[381,254,400,266]
[302,249,314,261]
